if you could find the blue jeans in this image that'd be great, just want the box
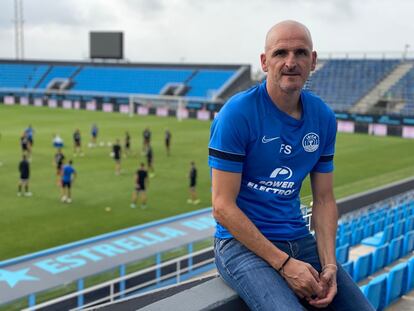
[214,235,374,311]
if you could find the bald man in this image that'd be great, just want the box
[209,21,373,311]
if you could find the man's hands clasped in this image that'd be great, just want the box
[279,258,338,308]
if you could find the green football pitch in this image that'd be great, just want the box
[1,105,414,261]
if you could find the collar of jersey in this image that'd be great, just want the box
[261,81,305,127]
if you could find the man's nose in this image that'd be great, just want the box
[285,53,297,69]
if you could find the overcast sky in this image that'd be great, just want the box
[0,0,413,71]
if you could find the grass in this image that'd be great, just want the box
[1,105,414,261]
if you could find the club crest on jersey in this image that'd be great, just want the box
[302,132,319,152]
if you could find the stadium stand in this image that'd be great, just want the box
[0,63,49,88]
[71,66,195,94]
[0,60,251,103]
[305,59,400,110]
[3,58,414,121]
[37,65,79,89]
[387,66,414,114]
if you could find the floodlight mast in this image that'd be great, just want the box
[14,0,24,59]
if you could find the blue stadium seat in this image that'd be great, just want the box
[371,243,389,275]
[404,215,414,233]
[361,274,387,311]
[393,220,405,239]
[403,230,414,255]
[336,244,349,265]
[340,231,352,247]
[362,224,394,247]
[385,262,408,307]
[373,217,386,234]
[405,256,414,294]
[353,253,372,282]
[387,236,403,264]
[342,261,353,277]
[363,222,375,239]
[352,226,364,246]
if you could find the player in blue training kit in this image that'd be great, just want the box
[209,21,373,311]
[61,160,77,203]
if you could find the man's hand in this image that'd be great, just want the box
[308,265,337,308]
[281,258,324,299]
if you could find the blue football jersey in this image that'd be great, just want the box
[208,81,337,241]
[62,165,76,183]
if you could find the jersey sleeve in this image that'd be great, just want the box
[208,103,249,173]
[312,110,337,173]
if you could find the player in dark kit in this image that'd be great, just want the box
[112,139,122,175]
[24,125,34,158]
[142,127,151,153]
[24,125,34,147]
[18,155,32,197]
[73,129,83,156]
[124,131,131,157]
[187,161,200,204]
[146,145,155,178]
[54,149,65,185]
[20,133,30,157]
[165,129,171,156]
[131,162,148,209]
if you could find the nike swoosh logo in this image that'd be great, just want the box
[261,136,280,143]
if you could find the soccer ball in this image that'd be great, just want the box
[105,207,111,212]
[110,152,114,157]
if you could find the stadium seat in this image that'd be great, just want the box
[340,231,352,247]
[362,224,394,247]
[351,226,364,246]
[363,222,375,239]
[342,261,353,277]
[403,230,414,255]
[371,243,389,274]
[336,244,349,265]
[385,262,408,307]
[393,220,405,239]
[353,253,372,282]
[373,217,386,234]
[387,236,404,264]
[393,209,404,223]
[361,274,387,311]
[405,256,414,294]
[404,215,414,233]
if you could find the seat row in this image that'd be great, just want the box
[337,201,414,247]
[359,257,414,310]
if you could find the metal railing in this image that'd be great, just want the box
[22,246,215,311]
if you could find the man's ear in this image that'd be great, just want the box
[260,53,268,72]
[311,51,317,71]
